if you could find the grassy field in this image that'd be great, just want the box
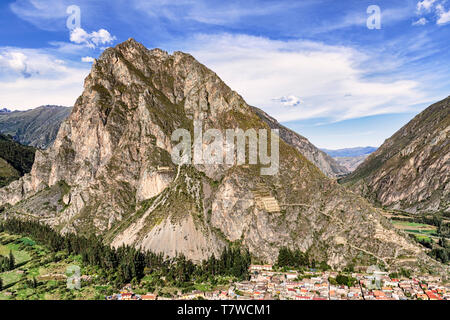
[0,232,114,300]
[392,221,438,242]
[392,221,437,231]
[0,239,32,264]
[0,230,237,300]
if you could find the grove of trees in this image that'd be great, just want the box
[276,247,330,271]
[0,218,251,287]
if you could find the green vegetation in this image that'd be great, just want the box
[276,247,330,271]
[0,134,35,175]
[0,231,115,300]
[389,268,412,279]
[0,134,36,187]
[390,211,450,239]
[0,218,251,300]
[392,220,438,237]
[329,274,357,287]
[393,221,434,228]
[428,238,450,264]
[0,157,20,188]
[389,211,450,264]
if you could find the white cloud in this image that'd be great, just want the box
[70,28,116,49]
[417,0,437,12]
[182,33,432,123]
[48,41,88,55]
[436,4,450,24]
[413,17,428,25]
[272,95,303,107]
[0,47,89,110]
[9,0,70,31]
[81,56,95,63]
[414,0,450,25]
[0,51,30,77]
[11,1,117,49]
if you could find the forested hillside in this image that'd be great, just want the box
[0,134,35,188]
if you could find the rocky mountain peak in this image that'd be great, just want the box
[0,40,445,274]
[86,39,347,178]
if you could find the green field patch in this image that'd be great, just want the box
[0,243,31,265]
[405,229,437,235]
[392,221,437,233]
[194,283,213,292]
[0,270,23,286]
[0,231,108,300]
[18,237,36,246]
[414,234,433,242]
[392,221,435,229]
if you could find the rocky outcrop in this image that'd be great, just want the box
[341,97,450,214]
[0,39,445,274]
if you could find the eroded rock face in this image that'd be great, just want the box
[342,98,450,214]
[0,39,445,273]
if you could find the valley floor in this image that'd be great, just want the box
[1,230,448,301]
[0,232,114,300]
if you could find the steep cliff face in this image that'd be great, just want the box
[0,39,444,273]
[341,98,450,214]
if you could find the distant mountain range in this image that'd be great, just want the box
[0,105,72,149]
[321,147,377,172]
[321,147,378,158]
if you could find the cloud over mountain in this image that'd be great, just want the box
[70,28,116,49]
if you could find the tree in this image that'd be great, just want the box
[8,250,15,270]
[0,217,254,288]
[0,277,3,290]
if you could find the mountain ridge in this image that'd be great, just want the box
[341,96,450,214]
[0,39,445,274]
[251,107,348,178]
[322,146,378,173]
[321,146,377,158]
[0,105,72,149]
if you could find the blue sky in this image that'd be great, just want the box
[1,0,450,149]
